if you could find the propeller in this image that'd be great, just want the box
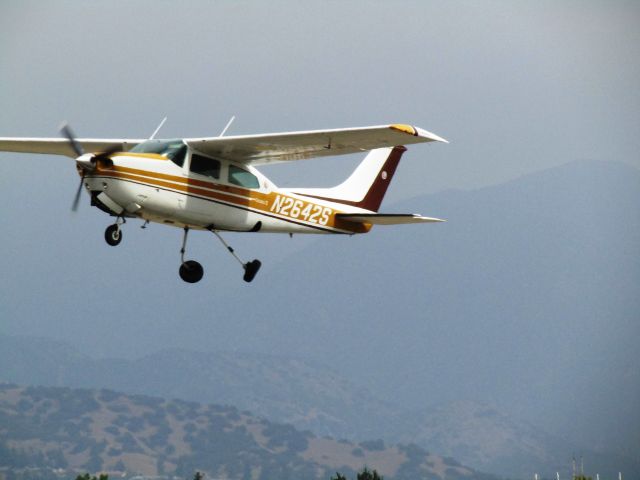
[60,123,87,212]
[71,171,85,212]
[60,123,85,157]
[60,123,118,212]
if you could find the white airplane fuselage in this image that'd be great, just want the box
[83,150,370,235]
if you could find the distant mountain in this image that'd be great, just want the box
[0,335,401,440]
[400,401,639,479]
[3,335,638,479]
[0,383,497,480]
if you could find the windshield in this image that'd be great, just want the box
[130,139,187,166]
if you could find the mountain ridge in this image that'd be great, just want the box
[2,334,638,479]
[0,382,495,480]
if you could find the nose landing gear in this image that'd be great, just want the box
[104,218,125,246]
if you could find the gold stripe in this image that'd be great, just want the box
[389,124,416,136]
[112,152,168,161]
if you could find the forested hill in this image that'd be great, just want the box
[0,384,497,480]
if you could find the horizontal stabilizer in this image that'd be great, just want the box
[336,213,445,225]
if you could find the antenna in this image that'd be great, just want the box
[149,117,167,140]
[219,115,236,137]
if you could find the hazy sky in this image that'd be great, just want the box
[1,1,639,198]
[1,2,639,465]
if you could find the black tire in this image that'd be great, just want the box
[179,260,204,283]
[105,224,122,246]
[243,259,261,283]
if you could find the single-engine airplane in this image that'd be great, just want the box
[0,122,447,283]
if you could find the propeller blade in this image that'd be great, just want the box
[60,123,85,157]
[71,173,85,212]
[92,145,121,165]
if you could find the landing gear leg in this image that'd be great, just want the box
[105,217,125,246]
[178,227,204,283]
[209,229,262,283]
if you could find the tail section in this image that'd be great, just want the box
[292,146,406,212]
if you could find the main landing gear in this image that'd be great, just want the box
[179,227,262,284]
[179,259,204,283]
[179,227,204,283]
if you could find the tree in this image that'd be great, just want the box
[357,467,383,480]
[75,474,108,480]
[331,468,383,480]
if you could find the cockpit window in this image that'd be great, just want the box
[228,165,260,189]
[190,153,220,179]
[130,139,187,167]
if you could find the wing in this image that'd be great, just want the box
[185,124,447,165]
[336,213,445,225]
[0,138,145,158]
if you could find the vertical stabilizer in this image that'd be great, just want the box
[292,146,407,212]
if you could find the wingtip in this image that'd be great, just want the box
[415,127,449,144]
[389,124,449,143]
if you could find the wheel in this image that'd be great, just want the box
[105,224,122,246]
[179,260,204,283]
[243,259,261,283]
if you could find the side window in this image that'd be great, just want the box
[190,153,220,179]
[228,165,260,189]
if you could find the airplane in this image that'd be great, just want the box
[0,121,447,283]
